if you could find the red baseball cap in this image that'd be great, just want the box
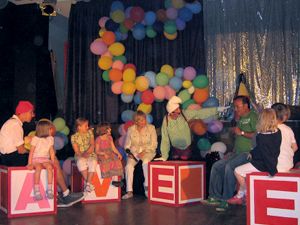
[15,101,34,115]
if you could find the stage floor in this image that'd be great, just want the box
[0,195,246,225]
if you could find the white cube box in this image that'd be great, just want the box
[0,166,56,218]
[71,163,121,203]
[247,170,300,225]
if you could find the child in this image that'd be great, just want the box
[71,118,97,192]
[27,119,55,201]
[95,123,123,186]
[271,103,298,172]
[227,108,282,205]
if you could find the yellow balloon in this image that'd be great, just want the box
[172,0,184,9]
[161,64,174,78]
[163,31,177,40]
[98,56,113,70]
[123,68,136,82]
[110,10,125,23]
[183,80,192,89]
[99,28,106,37]
[24,131,36,150]
[137,103,152,114]
[122,82,136,95]
[108,42,125,56]
[135,76,149,92]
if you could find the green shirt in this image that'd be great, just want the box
[160,107,218,159]
[234,110,258,153]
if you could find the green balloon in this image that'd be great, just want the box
[197,138,211,151]
[178,90,191,103]
[156,72,169,86]
[119,23,129,34]
[146,26,157,38]
[164,20,177,34]
[102,70,110,82]
[113,55,127,64]
[53,117,66,132]
[60,126,70,136]
[182,99,195,109]
[193,75,209,88]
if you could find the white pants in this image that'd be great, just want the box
[125,152,155,192]
[76,156,97,172]
[235,162,260,178]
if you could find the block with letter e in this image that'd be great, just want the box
[71,162,121,203]
[148,161,205,206]
[0,166,56,218]
[247,170,300,225]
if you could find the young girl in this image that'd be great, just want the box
[27,119,55,201]
[228,108,282,204]
[95,123,123,186]
[71,118,97,192]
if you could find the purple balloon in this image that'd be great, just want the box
[207,120,223,133]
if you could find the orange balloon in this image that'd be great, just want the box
[193,87,209,104]
[189,119,207,136]
[102,31,116,45]
[109,69,123,82]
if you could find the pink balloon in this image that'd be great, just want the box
[188,103,201,110]
[62,158,73,176]
[102,50,112,58]
[153,86,166,100]
[111,81,123,94]
[98,16,109,28]
[183,66,197,80]
[164,85,176,100]
[90,39,108,55]
[166,7,178,20]
[112,60,124,70]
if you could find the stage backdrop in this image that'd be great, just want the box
[65,0,205,126]
[204,0,300,107]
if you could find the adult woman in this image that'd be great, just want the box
[122,110,158,199]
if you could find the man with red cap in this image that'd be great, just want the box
[0,100,85,207]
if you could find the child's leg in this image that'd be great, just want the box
[85,158,97,192]
[33,163,43,200]
[43,162,54,199]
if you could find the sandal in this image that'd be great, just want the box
[46,189,54,199]
[34,190,43,201]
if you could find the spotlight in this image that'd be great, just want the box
[39,0,57,16]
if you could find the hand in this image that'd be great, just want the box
[117,154,122,160]
[153,157,167,161]
[217,106,230,112]
[27,164,34,170]
[82,152,89,158]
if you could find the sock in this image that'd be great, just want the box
[48,184,52,191]
[236,190,245,198]
[34,184,40,193]
[63,189,70,197]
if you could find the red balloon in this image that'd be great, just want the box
[130,6,145,22]
[141,90,155,104]
[124,63,137,72]
[124,120,134,131]
[123,18,134,30]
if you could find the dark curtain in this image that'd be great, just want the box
[65,0,205,127]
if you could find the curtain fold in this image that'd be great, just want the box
[204,0,300,107]
[65,0,205,126]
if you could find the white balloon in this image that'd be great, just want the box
[210,142,227,154]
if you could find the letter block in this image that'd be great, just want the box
[247,170,300,225]
[149,161,205,206]
[71,162,121,203]
[0,166,56,218]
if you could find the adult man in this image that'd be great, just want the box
[157,96,229,161]
[0,100,84,207]
[204,95,258,211]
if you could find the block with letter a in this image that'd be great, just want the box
[149,161,205,207]
[247,170,300,225]
[71,162,121,203]
[0,166,56,218]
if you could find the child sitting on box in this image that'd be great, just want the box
[71,118,97,192]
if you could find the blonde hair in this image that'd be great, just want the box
[256,108,277,133]
[75,117,88,131]
[36,119,52,138]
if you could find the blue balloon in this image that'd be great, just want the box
[132,23,146,40]
[169,77,182,91]
[54,136,65,150]
[175,67,184,78]
[125,6,132,18]
[145,71,157,88]
[121,94,134,103]
[111,1,124,11]
[178,7,193,22]
[133,92,142,104]
[176,18,186,30]
[114,31,122,41]
[202,97,220,108]
[186,1,202,14]
[164,0,172,8]
[146,114,153,124]
[153,21,164,33]
[121,32,128,41]
[121,110,135,122]
[144,11,156,26]
[55,132,69,145]
[117,146,127,159]
[105,19,119,32]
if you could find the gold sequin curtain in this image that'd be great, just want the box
[203,0,300,107]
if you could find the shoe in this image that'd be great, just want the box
[57,192,85,208]
[122,192,133,200]
[112,181,124,187]
[216,201,228,212]
[227,195,244,205]
[46,190,54,199]
[34,190,43,201]
[84,183,95,193]
[200,197,221,206]
[144,186,148,198]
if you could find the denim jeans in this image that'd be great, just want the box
[209,152,249,200]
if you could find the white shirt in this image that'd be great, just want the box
[277,124,297,172]
[0,115,24,154]
[31,136,54,159]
